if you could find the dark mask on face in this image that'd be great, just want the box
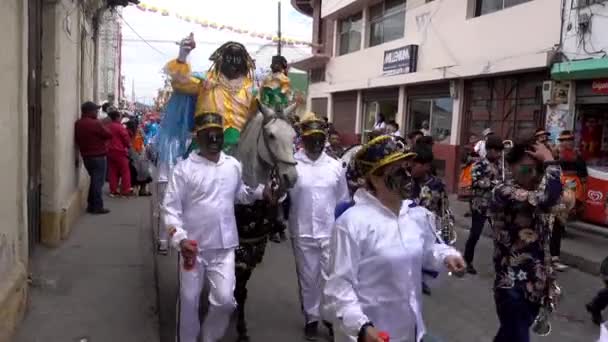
[198,129,224,154]
[384,167,413,199]
[220,48,247,80]
[303,134,326,156]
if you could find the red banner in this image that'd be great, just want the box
[592,79,608,95]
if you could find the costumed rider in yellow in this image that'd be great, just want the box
[165,33,257,155]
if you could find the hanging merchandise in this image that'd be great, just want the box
[135,2,312,46]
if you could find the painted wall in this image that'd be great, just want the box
[40,0,100,244]
[98,10,121,105]
[310,0,561,94]
[0,0,29,339]
[562,0,608,62]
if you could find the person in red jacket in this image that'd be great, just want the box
[107,109,132,197]
[75,101,112,214]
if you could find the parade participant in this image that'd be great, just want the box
[326,130,345,160]
[288,112,349,340]
[405,130,423,152]
[162,112,273,342]
[474,128,495,159]
[490,140,562,342]
[464,135,504,274]
[551,130,588,271]
[420,120,431,136]
[107,109,133,197]
[323,135,465,342]
[587,256,608,325]
[534,128,551,147]
[160,34,256,166]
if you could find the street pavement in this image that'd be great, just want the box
[156,224,603,342]
[14,196,159,342]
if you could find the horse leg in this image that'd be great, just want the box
[235,266,253,341]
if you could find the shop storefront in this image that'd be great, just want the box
[362,87,400,142]
[332,91,359,145]
[407,83,454,184]
[572,79,608,225]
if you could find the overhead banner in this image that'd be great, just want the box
[135,2,313,46]
[382,45,418,76]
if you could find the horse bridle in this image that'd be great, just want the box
[258,114,297,189]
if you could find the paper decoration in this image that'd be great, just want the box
[135,2,312,46]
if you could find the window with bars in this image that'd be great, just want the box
[338,13,362,55]
[309,67,326,83]
[475,0,532,17]
[369,0,406,47]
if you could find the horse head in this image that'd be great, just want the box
[257,101,298,190]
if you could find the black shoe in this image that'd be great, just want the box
[422,282,432,296]
[323,321,334,338]
[466,264,478,275]
[304,321,319,341]
[89,208,110,215]
[586,303,603,325]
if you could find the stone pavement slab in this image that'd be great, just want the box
[14,196,159,342]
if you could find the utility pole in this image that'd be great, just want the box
[277,0,282,56]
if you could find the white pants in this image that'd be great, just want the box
[178,248,236,342]
[291,237,330,323]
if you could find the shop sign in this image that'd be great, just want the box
[383,45,418,76]
[592,79,608,94]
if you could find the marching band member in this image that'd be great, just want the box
[323,136,465,342]
[288,112,349,340]
[162,112,273,342]
[490,140,562,342]
[464,135,505,275]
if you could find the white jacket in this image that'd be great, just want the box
[288,150,349,239]
[323,189,461,342]
[162,152,263,250]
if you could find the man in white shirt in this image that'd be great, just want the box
[289,113,349,340]
[162,112,271,342]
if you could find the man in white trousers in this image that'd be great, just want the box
[289,113,349,340]
[162,112,272,342]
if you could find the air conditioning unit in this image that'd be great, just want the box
[542,81,570,106]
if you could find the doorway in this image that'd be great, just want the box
[27,0,43,251]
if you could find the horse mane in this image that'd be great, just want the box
[237,112,265,187]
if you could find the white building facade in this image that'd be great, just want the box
[97,9,122,106]
[292,0,564,191]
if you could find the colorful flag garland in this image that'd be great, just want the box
[135,2,313,47]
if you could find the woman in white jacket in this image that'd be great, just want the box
[323,135,466,342]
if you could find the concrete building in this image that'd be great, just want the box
[0,0,136,340]
[97,9,122,107]
[291,0,564,190]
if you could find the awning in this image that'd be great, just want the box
[290,54,330,70]
[551,57,608,80]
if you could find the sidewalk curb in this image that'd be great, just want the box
[453,214,602,276]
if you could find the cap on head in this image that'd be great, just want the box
[534,128,550,138]
[300,112,327,137]
[81,101,101,113]
[558,130,574,141]
[354,135,416,177]
[482,128,494,137]
[194,112,224,132]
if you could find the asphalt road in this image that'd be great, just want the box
[156,226,604,342]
